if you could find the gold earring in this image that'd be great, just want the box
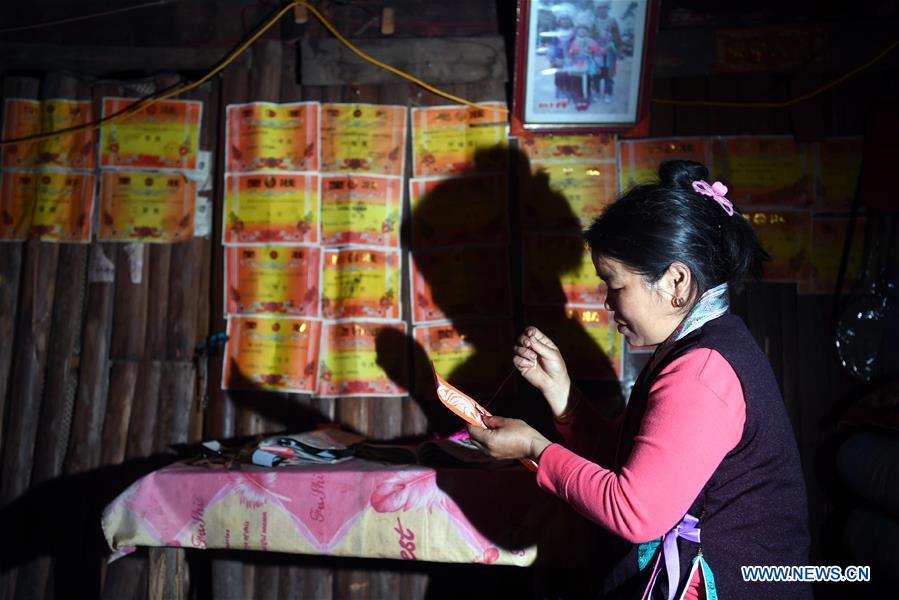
[672,297,686,308]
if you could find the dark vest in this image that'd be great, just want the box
[599,314,812,599]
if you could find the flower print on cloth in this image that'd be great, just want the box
[370,470,501,564]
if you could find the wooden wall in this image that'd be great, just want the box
[0,2,897,599]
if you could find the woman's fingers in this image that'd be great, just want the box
[524,326,559,350]
[482,414,505,428]
[468,417,547,461]
[513,355,535,370]
[523,335,561,361]
[513,344,539,361]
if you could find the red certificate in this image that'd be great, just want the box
[226,245,321,316]
[223,316,321,394]
[743,209,812,282]
[317,321,408,398]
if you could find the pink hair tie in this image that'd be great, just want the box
[691,180,734,216]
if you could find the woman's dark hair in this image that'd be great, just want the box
[584,160,768,295]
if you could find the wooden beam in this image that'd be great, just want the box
[300,36,508,86]
[0,76,38,485]
[0,43,234,73]
[0,238,59,502]
[1,19,898,80]
[148,548,187,600]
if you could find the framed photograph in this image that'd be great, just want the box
[512,0,660,134]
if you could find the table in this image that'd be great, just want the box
[102,459,590,571]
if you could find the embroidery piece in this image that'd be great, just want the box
[431,364,537,472]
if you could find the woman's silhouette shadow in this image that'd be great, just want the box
[373,144,627,597]
[376,144,624,439]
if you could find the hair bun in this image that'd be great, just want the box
[658,160,709,191]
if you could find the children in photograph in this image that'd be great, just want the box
[565,21,602,110]
[591,0,622,103]
[544,3,577,101]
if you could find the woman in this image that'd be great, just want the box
[468,161,812,599]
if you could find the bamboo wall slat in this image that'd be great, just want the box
[204,50,250,600]
[125,361,163,460]
[101,361,139,466]
[0,74,75,600]
[64,85,120,478]
[109,242,150,360]
[0,232,59,500]
[205,51,249,443]
[185,76,218,444]
[30,74,87,484]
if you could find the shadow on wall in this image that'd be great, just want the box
[376,144,624,438]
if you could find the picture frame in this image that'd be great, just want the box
[512,0,660,134]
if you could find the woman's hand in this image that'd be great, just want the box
[467,416,551,462]
[513,326,572,417]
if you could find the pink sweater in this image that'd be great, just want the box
[536,348,746,599]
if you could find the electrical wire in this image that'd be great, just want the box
[0,0,178,35]
[0,1,897,148]
[0,0,505,148]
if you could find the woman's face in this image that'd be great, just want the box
[592,254,683,347]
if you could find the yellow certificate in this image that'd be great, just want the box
[814,138,862,212]
[223,316,321,394]
[716,137,812,207]
[224,173,319,245]
[39,99,96,169]
[522,234,605,306]
[1,99,40,169]
[100,97,202,170]
[0,171,36,241]
[526,161,617,231]
[320,103,407,176]
[409,174,508,248]
[226,245,321,317]
[321,248,401,320]
[98,171,195,242]
[566,307,622,379]
[318,321,408,397]
[226,102,319,172]
[743,210,812,282]
[321,174,402,247]
[2,99,96,170]
[519,132,615,162]
[618,137,710,191]
[31,172,95,242]
[411,103,507,177]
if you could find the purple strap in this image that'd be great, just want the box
[642,513,701,600]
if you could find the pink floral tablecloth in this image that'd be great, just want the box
[102,460,585,566]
